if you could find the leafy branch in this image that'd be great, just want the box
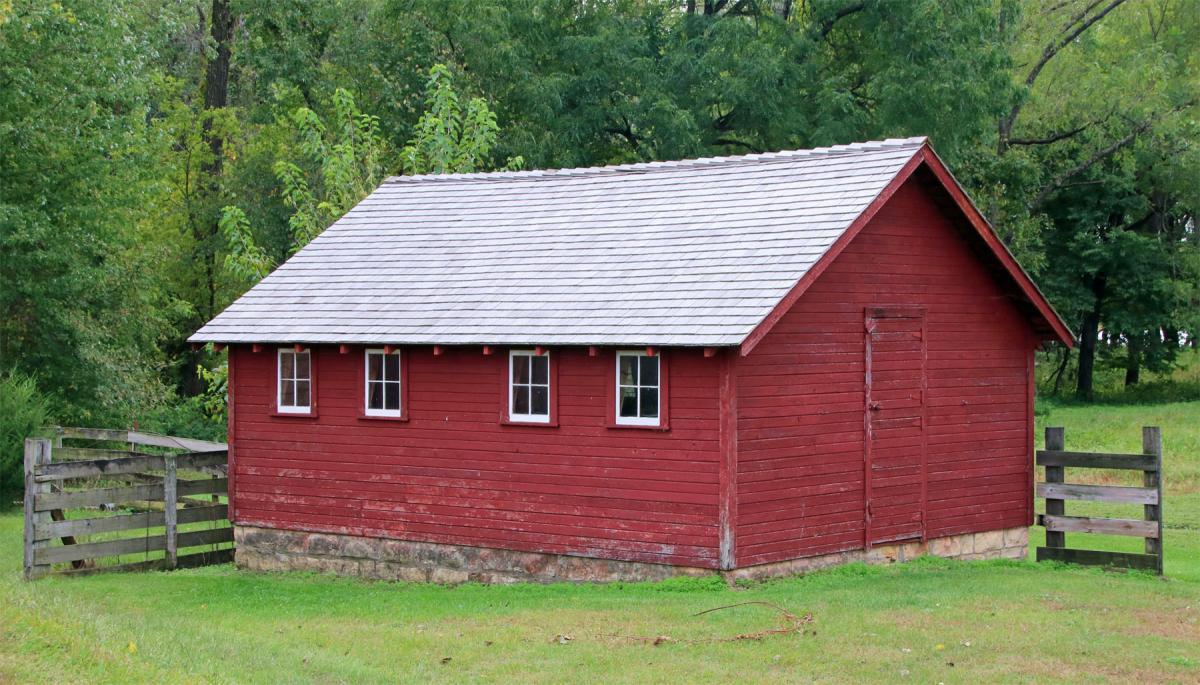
[402,64,522,175]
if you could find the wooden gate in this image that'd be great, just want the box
[1035,426,1163,574]
[23,427,233,580]
[864,306,928,546]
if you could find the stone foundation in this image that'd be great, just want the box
[234,525,1028,584]
[724,526,1029,582]
[234,526,712,584]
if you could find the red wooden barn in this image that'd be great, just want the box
[192,138,1073,582]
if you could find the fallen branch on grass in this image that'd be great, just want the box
[693,601,813,641]
[587,601,813,646]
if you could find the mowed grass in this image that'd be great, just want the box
[0,401,1197,683]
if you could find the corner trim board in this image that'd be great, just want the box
[717,350,738,570]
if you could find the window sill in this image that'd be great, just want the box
[271,410,318,419]
[358,413,409,422]
[501,417,559,428]
[606,421,670,432]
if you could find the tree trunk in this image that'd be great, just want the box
[198,0,234,320]
[203,0,234,167]
[1050,344,1072,396]
[182,0,235,398]
[1075,273,1107,401]
[1124,339,1140,387]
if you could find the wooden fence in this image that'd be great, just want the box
[24,427,233,580]
[1034,426,1163,574]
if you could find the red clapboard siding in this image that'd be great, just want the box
[229,345,723,568]
[228,167,1043,574]
[734,174,1036,568]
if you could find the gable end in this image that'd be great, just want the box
[739,145,1073,355]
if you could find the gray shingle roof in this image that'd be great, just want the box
[191,137,927,347]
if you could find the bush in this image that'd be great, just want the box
[136,397,226,444]
[0,370,53,495]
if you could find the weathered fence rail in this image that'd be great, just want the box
[1034,426,1163,574]
[23,427,233,580]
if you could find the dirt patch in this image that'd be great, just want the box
[1125,606,1199,642]
[1019,658,1189,683]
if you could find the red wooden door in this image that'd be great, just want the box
[864,307,927,546]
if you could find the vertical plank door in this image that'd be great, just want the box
[864,307,927,546]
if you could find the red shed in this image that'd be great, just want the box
[192,138,1072,582]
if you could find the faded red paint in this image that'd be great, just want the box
[229,345,724,568]
[225,170,1047,573]
[733,173,1039,567]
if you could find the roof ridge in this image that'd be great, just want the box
[383,136,928,184]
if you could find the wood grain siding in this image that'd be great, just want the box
[735,175,1036,567]
[229,345,722,568]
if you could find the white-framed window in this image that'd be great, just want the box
[509,350,550,423]
[364,348,402,417]
[616,351,659,426]
[277,348,312,413]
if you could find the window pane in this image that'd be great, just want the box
[280,352,294,380]
[384,353,399,381]
[640,356,658,386]
[368,381,383,410]
[281,379,295,406]
[532,355,548,384]
[619,355,637,385]
[296,352,310,379]
[367,353,382,382]
[513,355,530,384]
[619,387,638,417]
[531,386,548,415]
[295,381,310,407]
[384,382,399,411]
[513,385,529,414]
[639,388,658,419]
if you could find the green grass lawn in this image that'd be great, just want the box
[2,401,1198,683]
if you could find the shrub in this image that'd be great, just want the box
[0,370,53,495]
[136,396,226,444]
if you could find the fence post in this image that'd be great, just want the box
[1044,427,1066,550]
[23,438,52,580]
[164,453,178,569]
[1142,426,1163,575]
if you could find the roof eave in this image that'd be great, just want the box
[186,333,744,349]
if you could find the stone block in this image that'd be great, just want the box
[237,527,285,553]
[895,541,924,563]
[380,539,416,564]
[429,567,469,585]
[973,530,1005,554]
[468,570,524,584]
[555,556,595,582]
[304,533,344,557]
[1003,526,1029,548]
[1000,546,1027,560]
[517,552,556,577]
[342,536,383,561]
[371,561,429,582]
[928,534,965,558]
[865,544,901,565]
